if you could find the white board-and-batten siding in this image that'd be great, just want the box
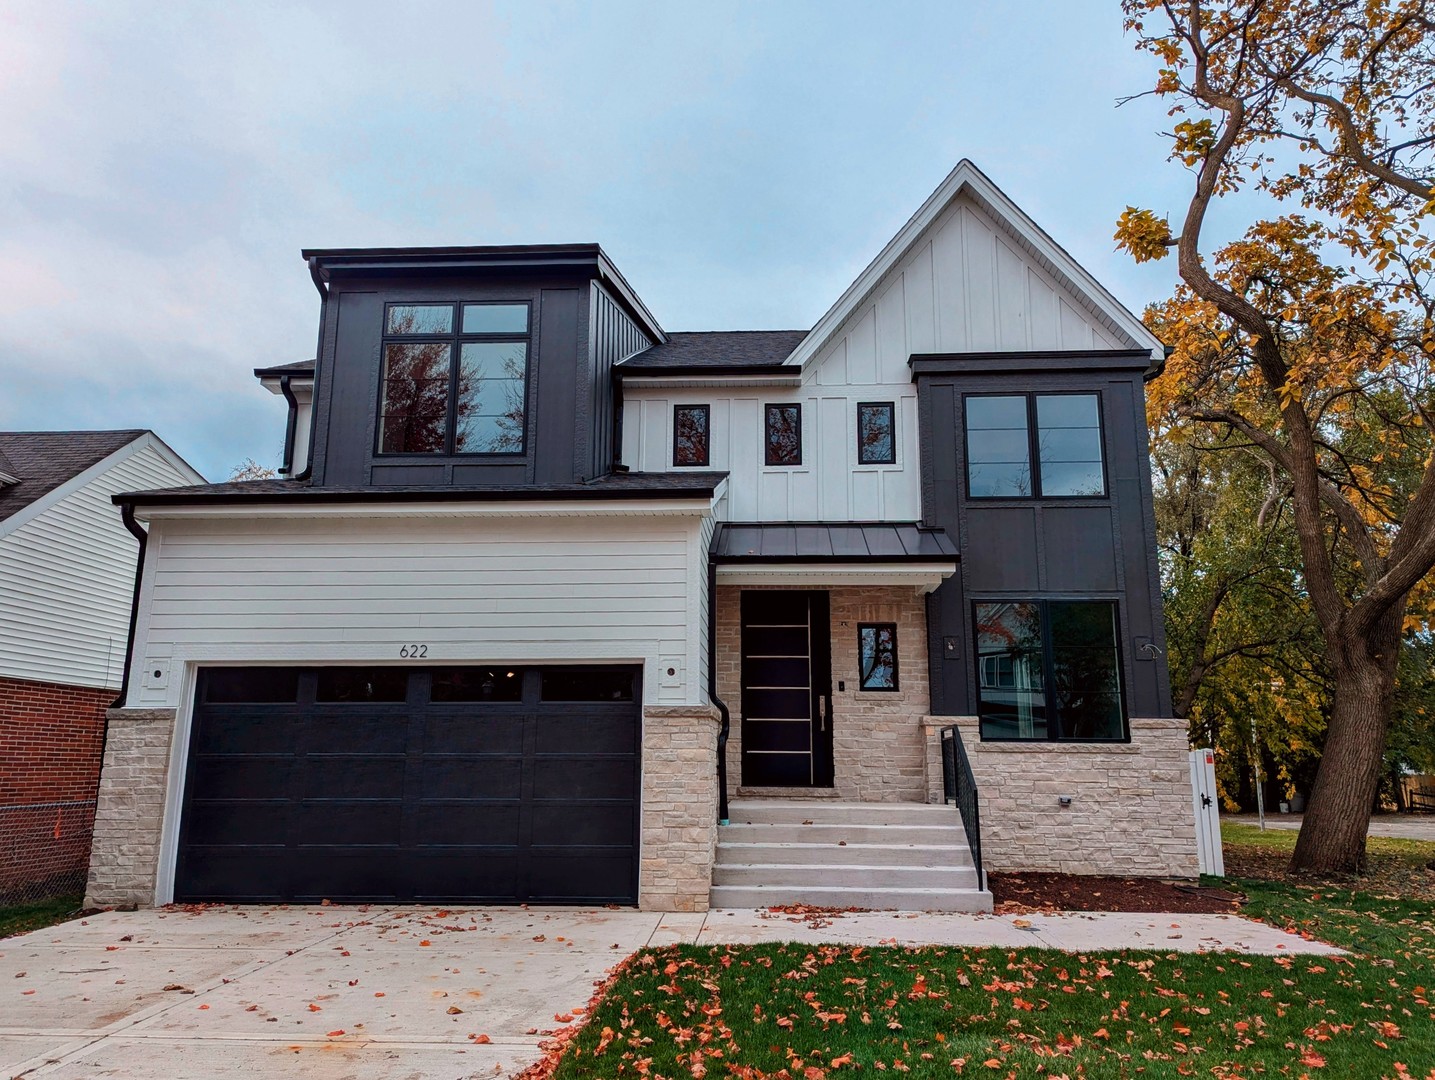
[129,512,713,709]
[0,440,197,690]
[621,193,1126,523]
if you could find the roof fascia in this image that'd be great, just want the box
[783,159,1165,371]
[260,376,315,397]
[715,561,956,593]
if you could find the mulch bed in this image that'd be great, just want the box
[988,871,1242,914]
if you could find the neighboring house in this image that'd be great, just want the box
[0,430,202,900]
[87,160,1198,915]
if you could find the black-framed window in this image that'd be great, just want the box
[964,392,1105,498]
[857,402,896,465]
[973,600,1126,741]
[378,301,530,456]
[764,403,802,466]
[673,404,711,467]
[858,623,899,691]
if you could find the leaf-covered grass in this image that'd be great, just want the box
[0,893,84,939]
[1222,820,1435,901]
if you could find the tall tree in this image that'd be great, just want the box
[1116,0,1435,872]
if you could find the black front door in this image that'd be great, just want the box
[740,591,833,787]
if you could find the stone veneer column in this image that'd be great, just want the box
[85,707,176,908]
[922,716,1199,878]
[639,704,721,911]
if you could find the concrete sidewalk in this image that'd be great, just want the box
[2,904,1338,1079]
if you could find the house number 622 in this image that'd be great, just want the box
[399,644,428,658]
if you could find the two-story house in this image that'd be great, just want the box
[86,161,1198,915]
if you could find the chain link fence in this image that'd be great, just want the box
[1,799,96,906]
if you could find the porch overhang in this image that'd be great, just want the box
[710,522,959,594]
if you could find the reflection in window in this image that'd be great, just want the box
[765,403,801,466]
[965,396,1031,497]
[378,301,528,456]
[858,623,898,691]
[673,404,711,467]
[316,668,409,703]
[456,342,528,453]
[540,667,635,702]
[1036,394,1105,496]
[974,600,1124,740]
[431,667,523,702]
[857,403,895,465]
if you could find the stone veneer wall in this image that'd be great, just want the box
[85,703,720,911]
[924,716,1199,878]
[717,585,930,802]
[85,708,175,908]
[639,705,720,911]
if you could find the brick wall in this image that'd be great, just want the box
[0,675,112,899]
[85,707,176,908]
[928,716,1200,878]
[717,584,930,802]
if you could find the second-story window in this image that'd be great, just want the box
[964,392,1105,498]
[857,402,896,465]
[378,302,530,456]
[673,404,711,466]
[764,403,802,466]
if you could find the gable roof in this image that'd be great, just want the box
[783,159,1165,370]
[618,330,808,374]
[0,430,148,525]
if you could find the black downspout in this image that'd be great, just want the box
[112,502,147,709]
[277,374,298,476]
[707,556,731,825]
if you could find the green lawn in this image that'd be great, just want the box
[553,828,1435,1078]
[0,893,85,939]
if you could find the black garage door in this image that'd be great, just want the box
[175,665,640,904]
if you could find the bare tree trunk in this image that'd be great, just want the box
[1291,606,1405,874]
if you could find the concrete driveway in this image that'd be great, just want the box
[3,904,1336,1079]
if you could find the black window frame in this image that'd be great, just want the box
[672,403,711,468]
[856,401,897,465]
[764,403,803,467]
[971,598,1129,743]
[375,300,532,458]
[857,622,899,692]
[963,391,1107,499]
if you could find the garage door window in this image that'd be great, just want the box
[316,668,409,702]
[202,667,300,703]
[540,667,635,701]
[431,667,524,702]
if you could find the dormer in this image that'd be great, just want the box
[254,360,316,477]
[295,246,663,489]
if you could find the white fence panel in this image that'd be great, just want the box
[1189,748,1225,877]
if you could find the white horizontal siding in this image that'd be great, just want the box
[130,513,711,708]
[0,442,195,689]
[620,193,1123,522]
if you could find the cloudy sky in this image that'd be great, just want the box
[1,1,1209,480]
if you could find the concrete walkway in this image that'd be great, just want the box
[1229,813,1435,841]
[2,904,1338,1079]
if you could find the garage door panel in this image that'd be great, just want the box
[419,756,522,799]
[530,802,633,846]
[424,714,525,754]
[534,714,635,755]
[411,802,522,846]
[533,757,636,800]
[302,755,408,799]
[183,801,287,846]
[179,665,640,904]
[528,852,634,902]
[191,712,299,755]
[295,802,402,846]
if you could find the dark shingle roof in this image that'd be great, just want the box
[711,522,958,563]
[619,330,808,373]
[0,430,147,524]
[114,471,729,507]
[254,360,316,379]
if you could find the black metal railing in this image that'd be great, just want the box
[940,726,984,887]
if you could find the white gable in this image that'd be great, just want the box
[792,160,1163,376]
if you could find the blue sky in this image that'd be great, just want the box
[0,0,1209,480]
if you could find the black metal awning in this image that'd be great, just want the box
[710,522,958,564]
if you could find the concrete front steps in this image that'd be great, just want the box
[711,798,993,913]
